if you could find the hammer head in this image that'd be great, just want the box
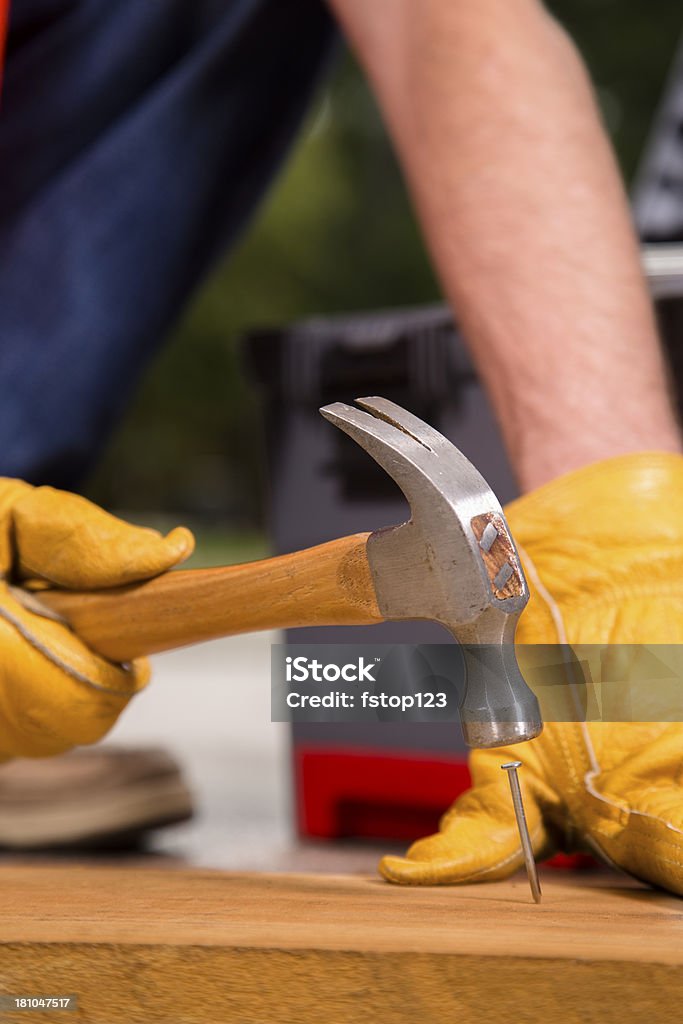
[320,397,542,749]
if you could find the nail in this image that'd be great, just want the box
[501,760,542,904]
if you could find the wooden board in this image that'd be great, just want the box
[0,865,682,1023]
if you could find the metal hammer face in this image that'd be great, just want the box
[320,397,542,749]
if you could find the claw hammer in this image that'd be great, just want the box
[38,397,542,748]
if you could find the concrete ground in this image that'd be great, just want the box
[107,631,392,874]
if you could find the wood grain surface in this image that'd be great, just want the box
[36,532,382,661]
[0,866,682,1023]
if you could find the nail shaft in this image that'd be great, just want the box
[501,761,542,904]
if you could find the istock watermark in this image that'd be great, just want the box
[271,644,683,725]
[274,645,463,723]
[285,656,378,684]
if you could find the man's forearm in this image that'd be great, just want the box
[328,0,681,490]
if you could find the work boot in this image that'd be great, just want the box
[0,746,193,849]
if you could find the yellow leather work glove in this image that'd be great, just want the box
[0,480,193,760]
[380,453,683,896]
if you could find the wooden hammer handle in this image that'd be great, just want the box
[34,533,383,662]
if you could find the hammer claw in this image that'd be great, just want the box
[320,402,437,481]
[321,398,503,512]
[355,396,452,457]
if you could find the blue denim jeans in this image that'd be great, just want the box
[0,0,335,486]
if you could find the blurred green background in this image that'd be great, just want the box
[85,1,682,538]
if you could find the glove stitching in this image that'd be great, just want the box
[591,816,683,850]
[440,849,523,883]
[585,830,683,893]
[581,719,683,878]
[587,822,683,872]
[584,780,683,839]
[8,585,68,624]
[0,604,136,696]
[518,546,592,803]
[582,722,683,834]
[516,543,568,644]
[465,819,547,880]
[399,820,546,883]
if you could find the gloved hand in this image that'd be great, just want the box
[0,480,193,760]
[380,453,683,896]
